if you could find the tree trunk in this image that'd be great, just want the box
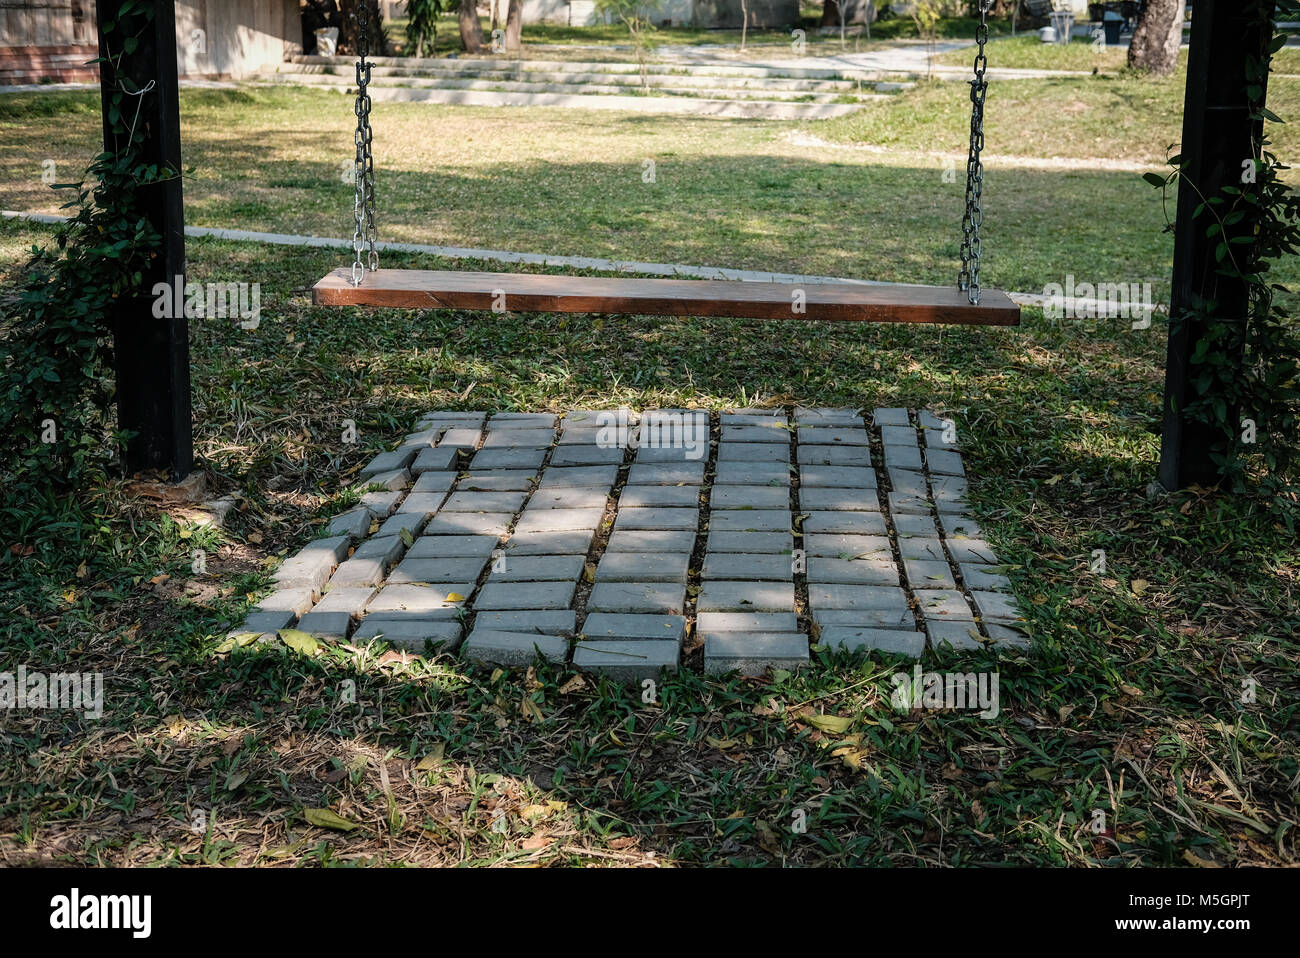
[821,0,839,27]
[505,0,522,52]
[459,0,484,54]
[1127,0,1184,75]
[338,0,387,56]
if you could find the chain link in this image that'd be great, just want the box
[351,2,378,286]
[959,0,992,305]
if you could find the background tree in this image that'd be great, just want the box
[336,0,388,55]
[1127,0,1184,74]
[911,0,942,77]
[406,0,445,57]
[459,0,485,53]
[505,0,523,52]
[594,0,657,88]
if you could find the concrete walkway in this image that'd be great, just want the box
[236,408,1027,679]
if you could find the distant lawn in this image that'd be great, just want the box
[381,14,1013,58]
[8,80,1300,306]
[936,34,1141,73]
[937,33,1300,76]
[821,69,1300,174]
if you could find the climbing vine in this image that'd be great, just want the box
[0,1,177,511]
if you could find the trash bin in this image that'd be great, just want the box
[1103,12,1123,45]
[1048,10,1074,44]
[314,27,338,56]
[1039,25,1057,43]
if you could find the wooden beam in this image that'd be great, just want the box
[97,0,192,480]
[312,269,1022,326]
[1159,0,1275,489]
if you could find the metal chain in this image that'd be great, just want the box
[351,1,378,286]
[959,0,992,305]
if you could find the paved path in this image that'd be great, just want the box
[236,408,1028,680]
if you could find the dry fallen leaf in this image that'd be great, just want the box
[520,696,544,723]
[279,629,320,656]
[415,744,446,770]
[303,807,359,832]
[807,714,853,734]
[558,674,587,695]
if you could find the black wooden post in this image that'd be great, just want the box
[97,0,192,480]
[1159,0,1275,490]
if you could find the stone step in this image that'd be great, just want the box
[354,87,866,120]
[289,53,914,83]
[276,60,898,94]
[253,72,882,108]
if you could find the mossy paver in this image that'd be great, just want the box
[697,580,795,613]
[706,530,794,554]
[327,508,371,541]
[619,485,701,508]
[388,555,491,584]
[605,529,696,553]
[798,445,872,467]
[821,627,926,656]
[352,618,463,650]
[701,553,795,581]
[573,640,680,682]
[294,407,1023,671]
[710,485,789,509]
[407,535,499,558]
[595,552,691,584]
[410,472,456,494]
[462,630,568,666]
[412,445,458,473]
[704,634,809,676]
[581,613,687,642]
[488,553,587,582]
[475,610,577,635]
[588,582,687,615]
[475,580,577,611]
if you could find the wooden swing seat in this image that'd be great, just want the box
[311,268,1021,326]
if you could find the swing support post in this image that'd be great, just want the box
[97,0,192,480]
[1159,0,1276,490]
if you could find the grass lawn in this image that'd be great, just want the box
[381,14,1012,59]
[935,35,1300,76]
[3,74,1297,303]
[1,56,1297,867]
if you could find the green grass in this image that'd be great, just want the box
[4,82,1297,308]
[1,218,1296,867]
[936,33,1300,76]
[822,68,1300,170]
[0,57,1297,866]
[389,15,846,54]
[382,14,1013,59]
[937,34,1139,72]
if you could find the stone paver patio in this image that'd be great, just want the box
[236,408,1027,680]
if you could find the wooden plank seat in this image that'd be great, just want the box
[312,268,1021,326]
